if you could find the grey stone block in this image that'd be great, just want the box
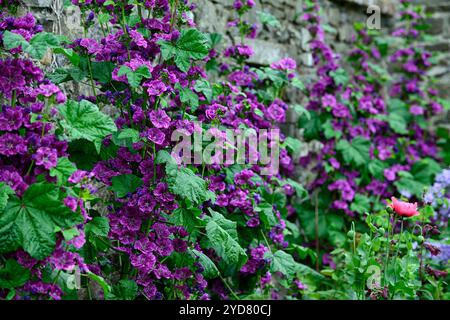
[246,39,288,65]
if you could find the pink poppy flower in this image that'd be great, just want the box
[389,197,420,217]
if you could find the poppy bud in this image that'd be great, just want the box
[347,230,355,238]
[417,236,424,244]
[378,227,385,235]
[386,206,394,214]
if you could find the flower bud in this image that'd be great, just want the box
[386,205,394,214]
[417,235,425,244]
[378,227,385,235]
[347,230,355,238]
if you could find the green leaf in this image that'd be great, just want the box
[0,260,30,289]
[0,183,14,211]
[336,136,370,167]
[47,68,72,84]
[255,202,277,228]
[118,65,151,88]
[330,68,349,86]
[257,11,281,28]
[4,31,61,59]
[2,31,29,51]
[112,128,141,149]
[169,207,203,236]
[111,174,143,198]
[269,250,298,281]
[155,149,177,166]
[117,128,140,143]
[269,250,324,282]
[58,100,117,151]
[61,227,80,241]
[49,157,77,186]
[411,158,441,185]
[322,119,342,140]
[166,165,215,205]
[299,110,321,140]
[86,272,111,296]
[207,33,222,48]
[0,183,82,259]
[53,48,81,66]
[91,61,115,84]
[28,32,60,59]
[394,159,441,198]
[283,137,303,158]
[194,79,213,102]
[98,13,112,24]
[291,77,305,91]
[281,179,308,200]
[205,210,247,269]
[350,194,371,214]
[176,83,199,111]
[158,28,210,72]
[109,280,138,300]
[292,104,310,119]
[85,217,110,237]
[394,171,426,198]
[368,159,387,178]
[385,113,408,135]
[190,249,219,279]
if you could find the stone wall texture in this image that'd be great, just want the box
[19,0,450,134]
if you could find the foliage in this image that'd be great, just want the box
[0,0,448,301]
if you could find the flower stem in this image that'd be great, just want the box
[383,213,393,287]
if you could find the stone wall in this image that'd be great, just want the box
[20,0,450,131]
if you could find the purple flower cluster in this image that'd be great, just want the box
[58,0,305,299]
[424,169,450,226]
[0,13,90,300]
[299,0,441,218]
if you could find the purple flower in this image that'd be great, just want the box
[68,230,86,249]
[321,94,336,108]
[270,57,297,71]
[64,196,78,212]
[131,253,156,273]
[68,170,88,184]
[0,107,23,131]
[294,279,308,290]
[129,29,147,48]
[144,80,167,96]
[410,105,424,115]
[266,103,286,122]
[146,128,165,145]
[234,169,254,185]
[246,217,260,228]
[236,44,254,57]
[0,133,27,155]
[79,38,102,55]
[332,103,351,118]
[149,109,171,129]
[329,157,340,169]
[34,147,58,169]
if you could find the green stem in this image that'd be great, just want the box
[52,269,62,285]
[219,274,240,300]
[121,4,131,60]
[393,219,404,276]
[86,58,97,97]
[169,0,180,32]
[11,90,16,107]
[260,229,272,255]
[152,143,157,182]
[383,214,393,287]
